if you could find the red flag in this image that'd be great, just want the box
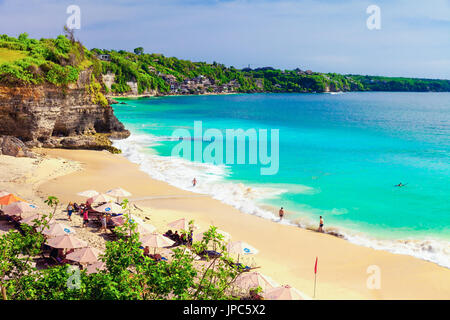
[314,257,318,274]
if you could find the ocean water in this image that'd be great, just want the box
[112,92,450,268]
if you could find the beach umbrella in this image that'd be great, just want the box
[263,285,308,300]
[86,193,115,205]
[21,214,55,226]
[234,272,277,292]
[226,241,259,255]
[3,201,38,216]
[0,194,25,206]
[95,202,124,214]
[66,247,103,264]
[46,234,87,249]
[39,223,76,237]
[0,191,11,198]
[167,218,199,231]
[86,261,107,274]
[140,233,175,249]
[194,229,231,242]
[133,222,156,235]
[110,216,125,227]
[77,190,100,198]
[106,187,131,201]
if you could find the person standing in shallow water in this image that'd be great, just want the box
[318,216,324,233]
[279,207,284,221]
[192,177,197,187]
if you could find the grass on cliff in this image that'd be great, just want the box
[0,47,28,65]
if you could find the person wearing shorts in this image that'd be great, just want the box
[82,209,89,228]
[67,203,74,221]
[318,216,324,233]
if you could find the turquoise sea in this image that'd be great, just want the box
[112,92,450,267]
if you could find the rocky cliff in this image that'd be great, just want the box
[0,70,129,153]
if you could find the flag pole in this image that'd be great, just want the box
[314,273,317,298]
[314,256,318,299]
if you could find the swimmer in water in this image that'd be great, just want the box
[395,182,408,187]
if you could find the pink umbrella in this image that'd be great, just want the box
[3,201,38,216]
[234,272,277,292]
[46,234,87,249]
[110,216,125,227]
[133,222,156,235]
[21,214,54,226]
[95,202,124,214]
[39,223,76,237]
[140,233,175,249]
[86,261,107,274]
[66,247,103,264]
[263,285,307,300]
[167,218,199,231]
[86,193,115,205]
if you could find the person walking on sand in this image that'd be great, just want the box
[101,213,108,233]
[318,216,324,233]
[67,203,74,221]
[279,207,284,221]
[192,177,197,187]
[82,209,89,228]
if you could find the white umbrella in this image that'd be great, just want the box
[86,193,115,205]
[226,241,259,255]
[95,202,124,214]
[106,187,131,198]
[77,190,100,198]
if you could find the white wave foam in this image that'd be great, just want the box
[113,134,450,269]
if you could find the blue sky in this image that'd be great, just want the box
[1,0,449,79]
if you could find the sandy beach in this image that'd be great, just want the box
[1,148,449,300]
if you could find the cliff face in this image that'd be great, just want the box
[0,70,129,151]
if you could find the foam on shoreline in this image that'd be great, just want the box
[113,134,450,269]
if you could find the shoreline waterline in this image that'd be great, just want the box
[112,133,450,269]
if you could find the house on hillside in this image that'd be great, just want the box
[96,54,111,61]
